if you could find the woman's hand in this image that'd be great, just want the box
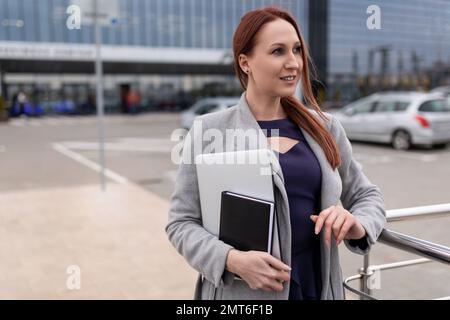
[226,249,291,292]
[310,205,366,246]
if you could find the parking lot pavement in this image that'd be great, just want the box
[51,135,449,299]
[0,183,197,299]
[1,113,448,299]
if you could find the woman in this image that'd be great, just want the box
[166,6,386,300]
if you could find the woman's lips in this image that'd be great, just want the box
[280,75,297,85]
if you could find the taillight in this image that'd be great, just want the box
[415,114,430,128]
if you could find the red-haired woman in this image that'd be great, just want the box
[167,6,386,300]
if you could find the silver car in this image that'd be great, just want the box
[334,92,450,150]
[180,97,240,129]
[430,86,450,104]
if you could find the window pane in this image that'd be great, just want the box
[419,100,450,112]
[396,102,410,111]
[355,101,375,114]
[375,101,396,112]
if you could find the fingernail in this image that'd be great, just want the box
[315,228,318,235]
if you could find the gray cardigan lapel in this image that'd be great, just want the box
[234,92,285,181]
[300,128,343,210]
[300,128,341,299]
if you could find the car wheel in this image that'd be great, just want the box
[392,130,411,150]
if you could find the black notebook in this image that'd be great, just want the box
[219,191,275,253]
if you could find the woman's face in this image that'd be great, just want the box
[240,18,303,97]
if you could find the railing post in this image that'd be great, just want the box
[359,254,373,300]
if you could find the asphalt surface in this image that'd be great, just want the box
[1,113,449,299]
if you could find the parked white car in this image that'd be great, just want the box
[180,97,240,129]
[430,86,450,104]
[334,92,450,150]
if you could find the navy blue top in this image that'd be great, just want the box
[257,117,322,300]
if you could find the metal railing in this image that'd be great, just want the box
[344,203,450,300]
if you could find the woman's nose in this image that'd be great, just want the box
[285,62,299,71]
[285,54,299,70]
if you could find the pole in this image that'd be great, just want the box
[94,0,106,191]
[0,63,5,99]
[359,254,372,300]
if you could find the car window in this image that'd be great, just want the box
[418,100,450,112]
[374,100,410,112]
[354,101,375,114]
[374,101,396,112]
[195,103,219,115]
[396,102,410,111]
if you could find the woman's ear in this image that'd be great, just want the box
[238,54,250,74]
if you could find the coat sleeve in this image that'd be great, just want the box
[165,119,234,288]
[330,116,387,255]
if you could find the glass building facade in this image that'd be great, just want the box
[0,0,309,111]
[327,0,450,103]
[1,0,449,108]
[0,0,309,48]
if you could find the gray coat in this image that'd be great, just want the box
[166,92,386,300]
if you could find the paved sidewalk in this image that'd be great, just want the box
[0,183,197,299]
[1,182,448,299]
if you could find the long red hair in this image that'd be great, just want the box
[232,6,341,170]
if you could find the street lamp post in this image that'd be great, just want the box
[94,0,106,191]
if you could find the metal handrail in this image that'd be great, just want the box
[344,203,450,300]
[386,202,450,222]
[378,229,450,264]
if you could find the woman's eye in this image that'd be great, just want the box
[273,48,283,54]
[272,46,301,55]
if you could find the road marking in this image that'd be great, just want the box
[8,116,126,128]
[394,152,438,162]
[29,120,43,127]
[10,120,25,127]
[61,118,76,125]
[60,138,176,153]
[353,148,439,164]
[354,153,393,164]
[52,143,128,185]
[80,118,95,125]
[46,119,60,126]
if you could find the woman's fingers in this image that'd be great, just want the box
[265,271,285,292]
[252,270,287,292]
[312,206,334,234]
[264,253,291,272]
[243,253,290,292]
[273,268,290,283]
[262,281,284,292]
[310,207,361,246]
[332,212,346,240]
[323,210,339,246]
[336,217,354,245]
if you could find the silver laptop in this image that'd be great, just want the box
[195,148,281,259]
